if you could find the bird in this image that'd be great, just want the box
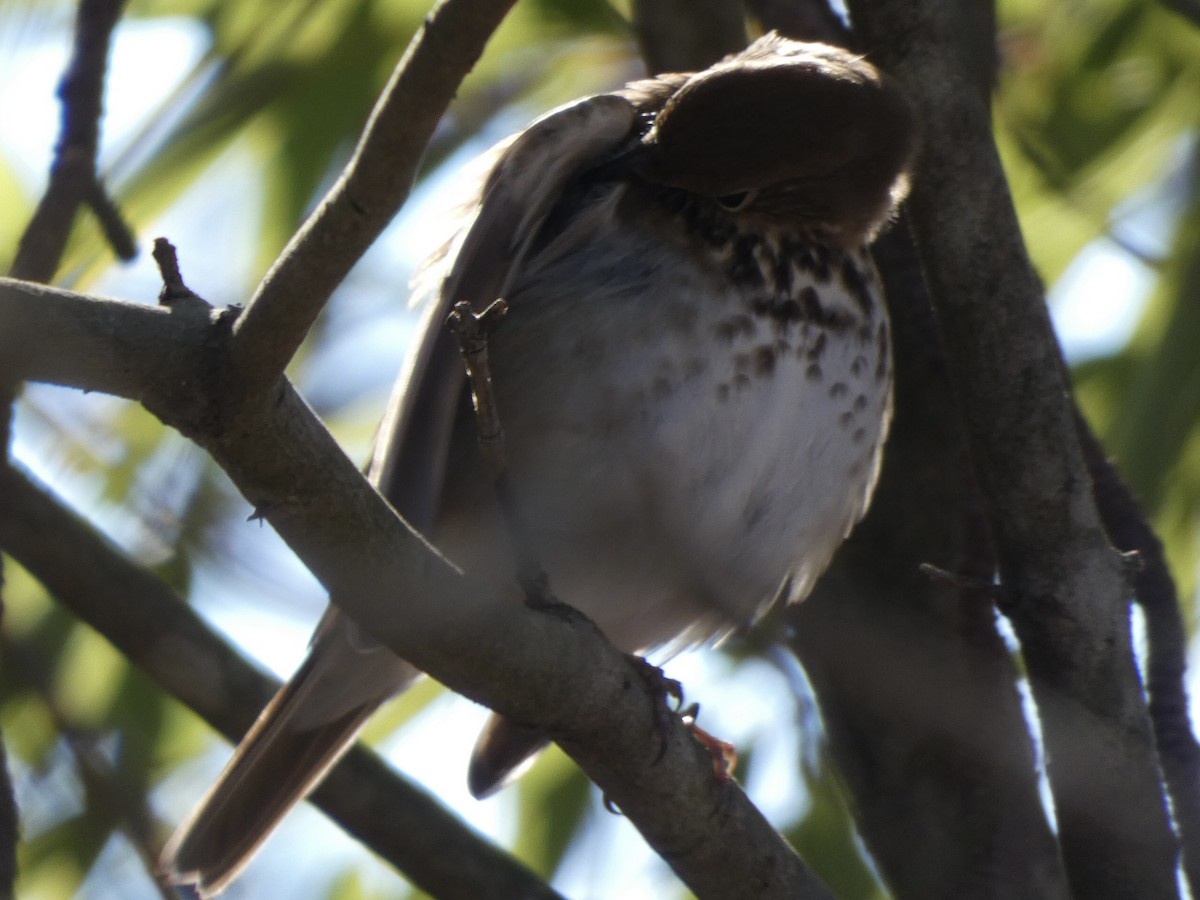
[162,32,916,897]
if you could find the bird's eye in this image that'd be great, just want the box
[716,189,757,212]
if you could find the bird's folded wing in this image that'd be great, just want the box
[369,93,640,527]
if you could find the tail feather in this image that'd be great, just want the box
[467,713,550,799]
[162,663,381,897]
[162,611,420,897]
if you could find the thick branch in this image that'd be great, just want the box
[0,464,559,900]
[228,0,517,398]
[0,279,832,899]
[0,278,213,405]
[848,0,1178,895]
[1079,414,1200,893]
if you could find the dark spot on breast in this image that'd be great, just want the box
[853,427,867,444]
[683,357,708,380]
[800,286,823,321]
[799,285,855,333]
[840,255,875,317]
[850,355,868,377]
[854,394,869,412]
[734,373,751,391]
[807,331,827,361]
[730,234,765,286]
[715,314,755,343]
[752,295,803,328]
[829,382,849,399]
[875,351,889,382]
[806,363,822,382]
[716,383,730,402]
[771,252,793,295]
[754,345,776,377]
[839,411,854,428]
[797,243,833,283]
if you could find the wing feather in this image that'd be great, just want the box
[370,93,639,526]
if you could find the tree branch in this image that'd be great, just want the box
[227,0,518,399]
[631,0,746,74]
[8,0,132,282]
[0,278,214,404]
[848,0,1179,895]
[0,276,833,898]
[0,464,561,900]
[1078,412,1200,894]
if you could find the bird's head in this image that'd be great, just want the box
[631,34,917,245]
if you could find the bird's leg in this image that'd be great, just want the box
[447,298,558,608]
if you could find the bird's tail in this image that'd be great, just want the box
[162,615,419,897]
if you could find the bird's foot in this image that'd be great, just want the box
[679,704,738,781]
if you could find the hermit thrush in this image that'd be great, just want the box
[164,33,915,895]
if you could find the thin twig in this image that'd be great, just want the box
[88,180,138,261]
[9,0,130,282]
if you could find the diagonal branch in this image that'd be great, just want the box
[9,0,133,283]
[228,0,518,399]
[0,275,834,899]
[0,463,561,900]
[848,0,1179,895]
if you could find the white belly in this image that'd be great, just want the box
[450,196,892,653]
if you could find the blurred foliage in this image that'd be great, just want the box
[1,0,1199,897]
